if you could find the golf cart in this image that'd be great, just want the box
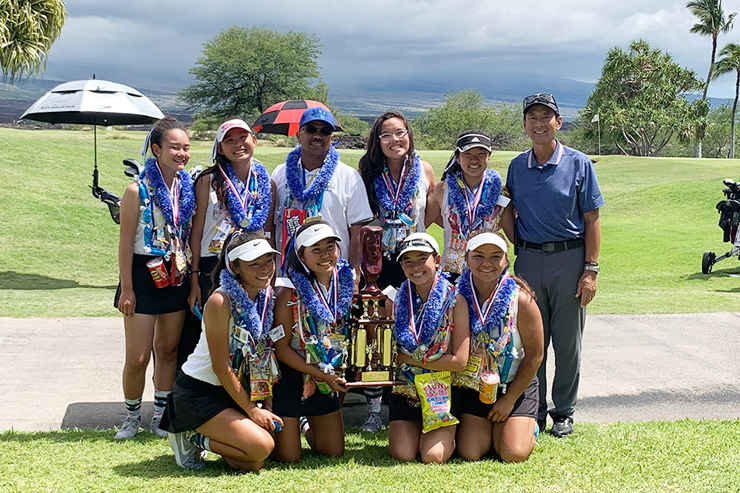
[702,178,740,274]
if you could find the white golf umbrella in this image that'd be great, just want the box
[21,78,164,126]
[20,78,166,223]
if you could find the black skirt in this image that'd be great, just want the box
[271,361,341,418]
[114,254,189,315]
[163,372,240,433]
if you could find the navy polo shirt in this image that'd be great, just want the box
[506,141,604,244]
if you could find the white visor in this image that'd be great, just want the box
[396,232,440,261]
[294,223,341,250]
[466,232,508,254]
[228,239,280,262]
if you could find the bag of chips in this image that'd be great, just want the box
[414,371,458,433]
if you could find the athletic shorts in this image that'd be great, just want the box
[453,377,539,420]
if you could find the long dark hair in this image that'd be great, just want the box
[209,230,264,297]
[441,128,492,181]
[149,117,187,155]
[286,219,337,284]
[358,111,416,215]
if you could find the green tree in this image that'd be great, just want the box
[413,89,526,150]
[0,0,66,83]
[712,43,740,158]
[180,25,323,119]
[687,0,736,157]
[582,40,705,156]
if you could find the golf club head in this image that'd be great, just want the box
[723,178,736,188]
[123,158,142,178]
[189,165,203,181]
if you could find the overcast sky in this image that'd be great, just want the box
[40,0,740,102]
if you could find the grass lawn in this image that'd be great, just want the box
[2,421,739,493]
[1,128,739,317]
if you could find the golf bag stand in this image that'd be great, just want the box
[90,164,121,224]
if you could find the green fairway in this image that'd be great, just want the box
[2,421,739,493]
[0,128,738,317]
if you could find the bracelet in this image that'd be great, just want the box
[584,261,599,266]
[190,270,201,275]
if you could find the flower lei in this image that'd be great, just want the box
[219,160,271,232]
[284,145,339,206]
[220,269,274,351]
[456,269,517,340]
[373,153,421,219]
[445,168,502,233]
[144,158,195,228]
[393,273,455,356]
[289,258,354,325]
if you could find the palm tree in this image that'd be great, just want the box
[0,0,67,83]
[687,0,737,157]
[713,43,740,158]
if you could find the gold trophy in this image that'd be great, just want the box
[345,225,400,388]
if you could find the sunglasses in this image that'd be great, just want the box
[303,124,333,137]
[523,93,556,108]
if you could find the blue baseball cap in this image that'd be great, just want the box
[299,107,339,132]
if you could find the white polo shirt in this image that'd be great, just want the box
[272,158,373,259]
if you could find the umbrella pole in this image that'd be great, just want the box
[92,114,99,198]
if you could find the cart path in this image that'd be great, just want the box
[1,313,739,432]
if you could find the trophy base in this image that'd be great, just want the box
[344,380,404,388]
[344,370,403,388]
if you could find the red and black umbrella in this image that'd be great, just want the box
[252,99,342,136]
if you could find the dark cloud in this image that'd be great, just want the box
[40,1,740,101]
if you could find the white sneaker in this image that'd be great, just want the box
[359,412,384,433]
[150,415,168,438]
[168,432,206,470]
[114,416,140,440]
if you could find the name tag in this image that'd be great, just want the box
[269,324,285,342]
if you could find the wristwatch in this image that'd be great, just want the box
[584,261,600,274]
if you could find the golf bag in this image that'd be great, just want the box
[702,178,740,274]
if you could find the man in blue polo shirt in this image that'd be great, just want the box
[504,93,604,438]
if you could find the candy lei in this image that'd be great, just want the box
[289,258,354,325]
[143,158,195,229]
[219,269,274,360]
[284,145,339,206]
[394,274,455,356]
[373,153,421,220]
[456,269,517,342]
[446,168,502,232]
[218,160,271,232]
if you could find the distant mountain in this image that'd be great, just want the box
[2,77,732,125]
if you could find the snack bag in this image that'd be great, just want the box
[415,371,458,433]
[452,353,483,391]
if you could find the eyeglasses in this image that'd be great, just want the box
[303,125,332,137]
[379,129,408,143]
[523,93,556,108]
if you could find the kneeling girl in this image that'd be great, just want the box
[271,220,355,462]
[165,232,283,471]
[454,231,543,462]
[389,232,470,464]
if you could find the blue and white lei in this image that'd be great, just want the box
[289,258,354,325]
[446,168,502,232]
[220,269,274,353]
[456,269,517,340]
[373,153,421,219]
[285,145,339,206]
[220,160,271,232]
[144,157,195,229]
[393,274,455,355]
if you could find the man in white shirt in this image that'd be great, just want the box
[271,107,373,274]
